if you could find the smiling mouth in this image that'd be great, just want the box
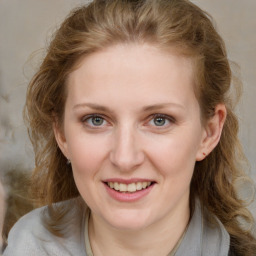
[105,181,155,193]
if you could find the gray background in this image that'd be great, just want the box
[0,1,255,185]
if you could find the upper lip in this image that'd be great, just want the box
[103,178,155,184]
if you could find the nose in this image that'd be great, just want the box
[109,125,145,172]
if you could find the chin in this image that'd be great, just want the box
[103,209,153,231]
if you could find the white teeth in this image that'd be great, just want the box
[127,183,136,192]
[109,182,114,188]
[119,183,127,192]
[136,182,142,190]
[142,182,148,189]
[107,181,152,193]
[114,182,119,191]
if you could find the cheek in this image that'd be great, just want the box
[66,135,109,205]
[66,133,109,177]
[145,130,201,177]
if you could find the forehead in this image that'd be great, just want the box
[66,43,198,111]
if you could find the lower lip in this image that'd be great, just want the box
[104,183,155,202]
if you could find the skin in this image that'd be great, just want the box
[54,43,226,256]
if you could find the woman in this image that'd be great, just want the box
[3,0,256,255]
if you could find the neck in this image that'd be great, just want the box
[89,198,190,256]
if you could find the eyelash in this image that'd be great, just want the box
[81,114,108,128]
[81,113,176,128]
[148,114,176,127]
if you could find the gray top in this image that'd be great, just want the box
[3,198,230,256]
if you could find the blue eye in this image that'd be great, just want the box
[153,116,167,126]
[149,114,174,127]
[83,115,107,127]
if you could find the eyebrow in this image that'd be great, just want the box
[142,103,185,112]
[73,103,111,112]
[73,102,185,112]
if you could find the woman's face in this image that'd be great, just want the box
[56,44,207,231]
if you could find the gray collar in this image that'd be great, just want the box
[175,199,230,256]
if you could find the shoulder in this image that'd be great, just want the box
[3,198,87,256]
[3,206,54,255]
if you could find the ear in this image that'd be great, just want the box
[196,104,227,161]
[53,121,69,159]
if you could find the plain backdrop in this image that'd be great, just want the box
[0,1,255,190]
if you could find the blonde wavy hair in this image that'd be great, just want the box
[24,0,256,254]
